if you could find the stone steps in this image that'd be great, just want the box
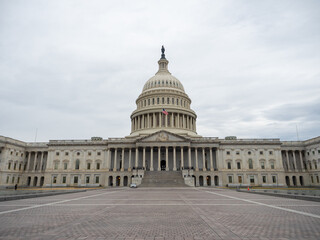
[140,171,187,187]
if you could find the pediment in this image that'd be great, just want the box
[138,130,189,143]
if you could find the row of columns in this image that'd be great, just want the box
[109,146,216,172]
[283,150,305,171]
[26,151,47,172]
[131,112,196,132]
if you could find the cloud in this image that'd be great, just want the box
[0,0,319,142]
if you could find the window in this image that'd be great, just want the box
[269,151,273,155]
[95,176,100,184]
[96,162,100,170]
[248,159,253,169]
[62,176,66,184]
[311,176,314,183]
[17,177,20,184]
[86,176,90,184]
[261,162,265,169]
[148,99,150,105]
[87,162,91,170]
[250,176,255,184]
[167,98,169,104]
[162,97,164,104]
[11,151,13,155]
[227,162,231,169]
[54,162,59,170]
[12,176,15,183]
[309,162,312,170]
[75,159,80,170]
[228,176,233,183]
[56,152,59,156]
[226,151,230,155]
[316,176,319,183]
[19,164,22,170]
[318,150,320,154]
[97,152,101,156]
[236,151,240,155]
[157,98,159,104]
[312,151,315,155]
[88,152,91,156]
[271,176,276,183]
[8,162,11,170]
[14,163,16,170]
[270,162,275,169]
[262,176,267,183]
[238,176,242,183]
[315,162,318,169]
[237,162,241,169]
[53,176,57,184]
[260,151,263,155]
[65,152,69,156]
[64,162,68,170]
[21,153,23,157]
[74,176,78,184]
[77,152,80,156]
[248,151,251,155]
[172,98,174,104]
[152,98,155,105]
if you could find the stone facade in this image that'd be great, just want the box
[1,48,319,188]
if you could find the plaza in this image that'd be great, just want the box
[0,188,320,239]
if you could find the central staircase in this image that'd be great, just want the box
[140,171,187,187]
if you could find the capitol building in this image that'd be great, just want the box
[1,47,320,188]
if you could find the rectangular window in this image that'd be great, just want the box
[97,152,101,156]
[262,176,266,183]
[261,162,265,169]
[311,176,314,183]
[12,176,15,183]
[62,176,66,184]
[271,162,275,169]
[6,176,9,183]
[14,163,16,170]
[54,162,58,170]
[250,176,255,184]
[226,151,230,155]
[87,162,91,170]
[64,162,68,170]
[228,176,233,183]
[227,162,231,169]
[96,163,100,170]
[316,176,319,183]
[19,164,22,170]
[237,162,241,169]
[53,176,57,184]
[56,152,59,156]
[86,176,90,184]
[8,163,11,170]
[17,177,20,184]
[249,159,253,169]
[269,151,273,155]
[236,151,240,155]
[238,176,242,183]
[95,176,100,184]
[272,176,277,183]
[74,176,78,184]
[260,151,263,155]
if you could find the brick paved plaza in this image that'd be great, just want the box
[0,188,319,240]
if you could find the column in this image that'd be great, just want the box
[143,147,146,170]
[147,114,150,128]
[121,148,124,171]
[158,147,161,171]
[106,149,111,170]
[202,148,206,171]
[216,149,220,170]
[188,147,192,169]
[195,148,199,171]
[165,147,169,171]
[138,116,140,130]
[293,150,297,171]
[153,113,156,127]
[27,152,31,171]
[171,113,174,127]
[209,148,213,171]
[39,151,44,171]
[113,148,117,171]
[33,152,38,171]
[165,114,168,127]
[181,147,184,169]
[159,113,162,127]
[150,147,154,171]
[187,116,189,129]
[135,148,139,169]
[128,148,132,171]
[285,150,290,171]
[142,115,145,129]
[299,150,304,171]
[173,147,177,171]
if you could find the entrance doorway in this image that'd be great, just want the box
[161,160,166,171]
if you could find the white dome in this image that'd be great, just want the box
[142,73,185,92]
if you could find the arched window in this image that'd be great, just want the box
[75,159,80,170]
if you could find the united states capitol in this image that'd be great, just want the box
[1,47,319,188]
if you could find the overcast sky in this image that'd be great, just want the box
[0,0,319,142]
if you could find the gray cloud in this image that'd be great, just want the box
[0,0,319,142]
